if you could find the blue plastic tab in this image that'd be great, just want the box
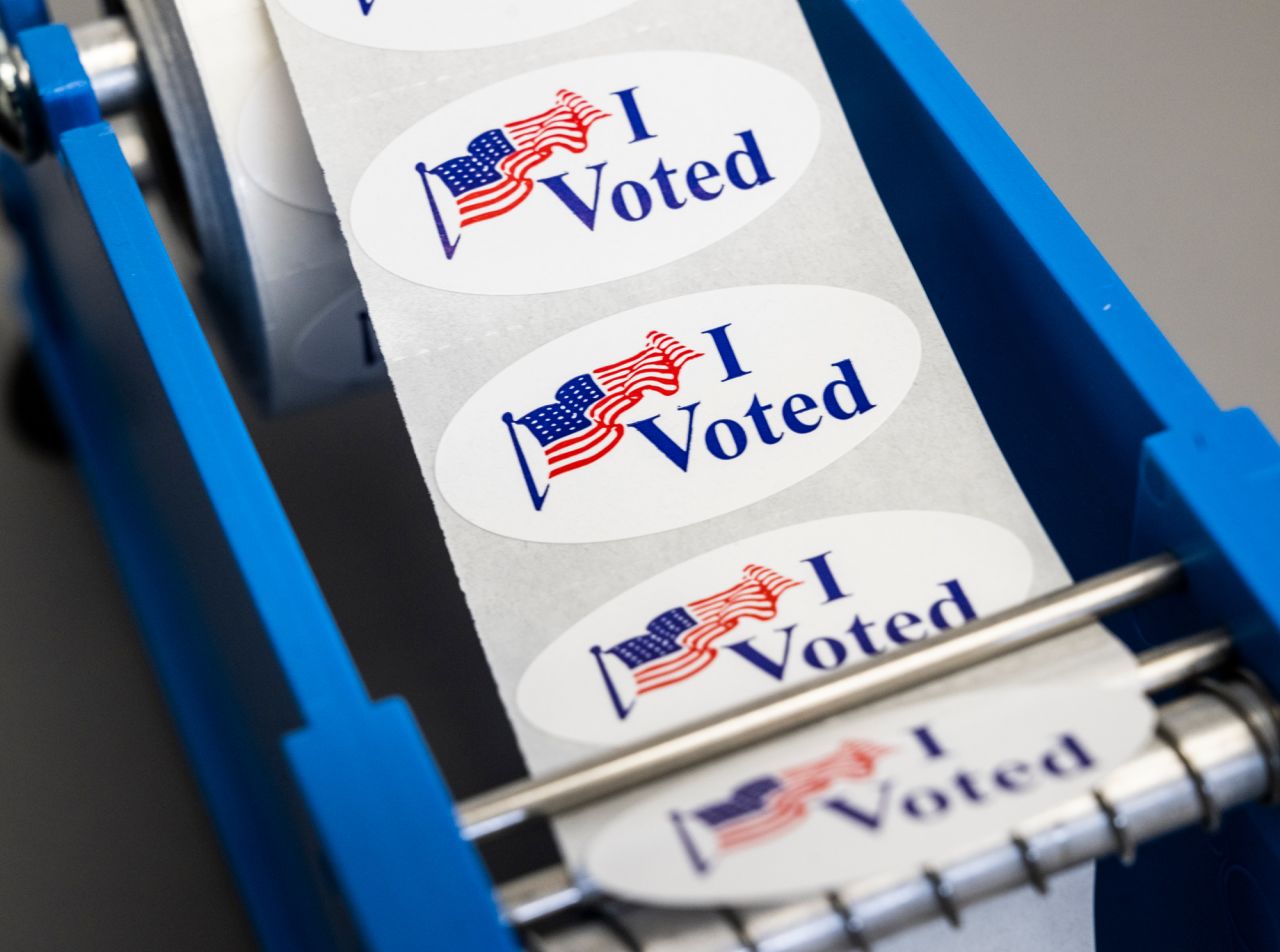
[1104,408,1280,952]
[18,24,98,154]
[0,0,47,37]
[287,701,519,952]
[1136,409,1280,681]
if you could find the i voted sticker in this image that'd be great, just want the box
[517,511,1035,746]
[352,52,821,294]
[436,286,922,542]
[276,0,640,52]
[586,685,1155,905]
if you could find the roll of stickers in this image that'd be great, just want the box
[262,1,1152,945]
[125,0,383,410]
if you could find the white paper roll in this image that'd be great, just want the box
[122,0,383,411]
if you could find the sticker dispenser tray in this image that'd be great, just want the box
[1,0,1278,949]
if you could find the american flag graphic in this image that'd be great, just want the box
[426,89,610,229]
[674,740,892,871]
[604,565,803,695]
[512,331,702,480]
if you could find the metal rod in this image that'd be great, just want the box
[460,554,1181,841]
[524,675,1278,951]
[0,39,34,159]
[0,16,147,163]
[502,868,593,931]
[70,17,146,117]
[499,628,1231,931]
[1136,628,1232,694]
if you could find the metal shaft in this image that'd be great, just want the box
[501,629,1234,932]
[0,16,147,163]
[0,37,34,159]
[71,17,146,117]
[523,674,1278,951]
[1135,628,1233,694]
[460,554,1182,841]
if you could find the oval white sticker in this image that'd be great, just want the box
[436,286,922,542]
[517,511,1034,745]
[277,0,640,52]
[351,52,821,294]
[586,685,1155,905]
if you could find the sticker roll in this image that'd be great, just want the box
[263,0,1153,945]
[121,0,384,411]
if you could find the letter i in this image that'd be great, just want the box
[912,725,948,760]
[702,324,752,381]
[801,551,850,603]
[611,87,657,142]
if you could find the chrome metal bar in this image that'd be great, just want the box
[70,17,146,117]
[1,16,147,163]
[499,628,1231,931]
[503,867,595,931]
[0,38,34,159]
[526,676,1279,951]
[462,554,1182,841]
[1135,628,1232,694]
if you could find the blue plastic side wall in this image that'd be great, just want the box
[10,23,514,952]
[806,3,1280,950]
[808,0,1220,581]
[0,0,46,35]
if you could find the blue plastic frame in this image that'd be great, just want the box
[2,2,1278,950]
[0,0,44,35]
[805,5,1280,948]
[5,19,512,952]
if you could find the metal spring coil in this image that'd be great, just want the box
[520,676,1279,951]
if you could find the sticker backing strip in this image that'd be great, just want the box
[260,1,1151,945]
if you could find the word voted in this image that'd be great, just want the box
[540,90,775,229]
[585,685,1155,904]
[613,324,874,473]
[724,575,974,680]
[822,726,1096,834]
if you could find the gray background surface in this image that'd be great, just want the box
[0,1,1275,949]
